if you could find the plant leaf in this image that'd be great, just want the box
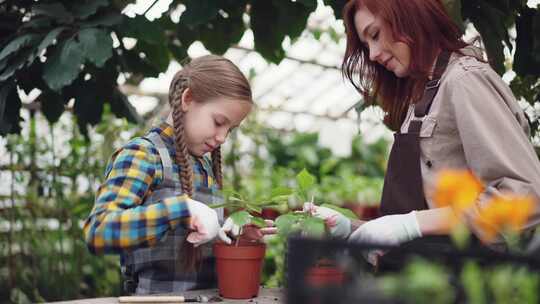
[72,0,109,19]
[245,203,262,214]
[271,186,294,197]
[40,90,65,124]
[321,203,359,220]
[275,213,297,236]
[302,217,326,237]
[119,15,165,44]
[442,0,464,32]
[109,87,143,124]
[251,0,285,63]
[251,216,266,228]
[230,210,251,227]
[180,0,220,27]
[323,0,348,20]
[78,28,113,67]
[136,40,170,73]
[36,27,66,57]
[0,34,40,61]
[0,81,22,136]
[513,8,540,77]
[32,3,73,23]
[0,48,34,81]
[296,168,316,201]
[463,0,509,74]
[73,81,104,127]
[81,11,123,27]
[43,38,85,91]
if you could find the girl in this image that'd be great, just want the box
[84,55,268,294]
[338,0,540,264]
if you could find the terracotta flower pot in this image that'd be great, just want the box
[261,208,281,220]
[305,259,345,287]
[213,240,266,299]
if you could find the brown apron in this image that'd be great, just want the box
[380,51,451,215]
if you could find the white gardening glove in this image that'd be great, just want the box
[218,216,277,245]
[348,211,422,265]
[303,202,351,239]
[185,198,220,247]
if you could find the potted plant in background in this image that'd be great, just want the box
[211,186,291,299]
[319,169,383,220]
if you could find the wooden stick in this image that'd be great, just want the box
[118,296,187,303]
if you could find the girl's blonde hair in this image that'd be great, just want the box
[168,54,252,196]
[168,55,252,270]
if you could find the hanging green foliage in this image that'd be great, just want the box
[0,0,539,138]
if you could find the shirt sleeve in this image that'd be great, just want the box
[83,138,191,255]
[445,65,540,241]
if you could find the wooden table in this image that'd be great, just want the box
[48,287,283,304]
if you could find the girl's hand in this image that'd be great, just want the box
[218,217,277,245]
[185,198,220,247]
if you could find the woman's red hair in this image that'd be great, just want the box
[342,0,467,130]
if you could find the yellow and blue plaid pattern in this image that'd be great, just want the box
[83,123,214,254]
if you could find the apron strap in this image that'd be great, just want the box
[413,51,451,118]
[145,132,177,188]
[406,51,451,134]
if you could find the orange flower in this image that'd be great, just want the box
[433,170,484,214]
[475,195,535,242]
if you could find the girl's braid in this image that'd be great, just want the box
[211,148,223,189]
[169,72,201,272]
[169,74,193,197]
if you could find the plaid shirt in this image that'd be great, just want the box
[84,123,216,255]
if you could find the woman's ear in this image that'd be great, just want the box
[180,88,193,112]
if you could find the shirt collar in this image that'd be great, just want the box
[152,121,206,162]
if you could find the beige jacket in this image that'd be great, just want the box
[400,47,540,240]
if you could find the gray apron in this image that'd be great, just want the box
[121,131,224,294]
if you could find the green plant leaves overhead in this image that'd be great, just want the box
[2,0,540,138]
[78,28,113,67]
[0,81,22,135]
[80,11,123,28]
[462,0,512,75]
[514,8,540,77]
[109,88,143,124]
[40,90,65,124]
[251,0,314,63]
[36,27,66,56]
[119,15,165,45]
[180,0,220,27]
[71,0,109,19]
[443,0,464,32]
[32,3,73,23]
[323,0,348,19]
[0,34,40,62]
[43,38,85,91]
[198,10,245,54]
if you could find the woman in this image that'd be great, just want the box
[337,0,540,264]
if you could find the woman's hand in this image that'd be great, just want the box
[218,216,277,245]
[303,202,351,239]
[348,211,422,265]
[185,198,220,247]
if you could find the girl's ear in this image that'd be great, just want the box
[180,88,194,112]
